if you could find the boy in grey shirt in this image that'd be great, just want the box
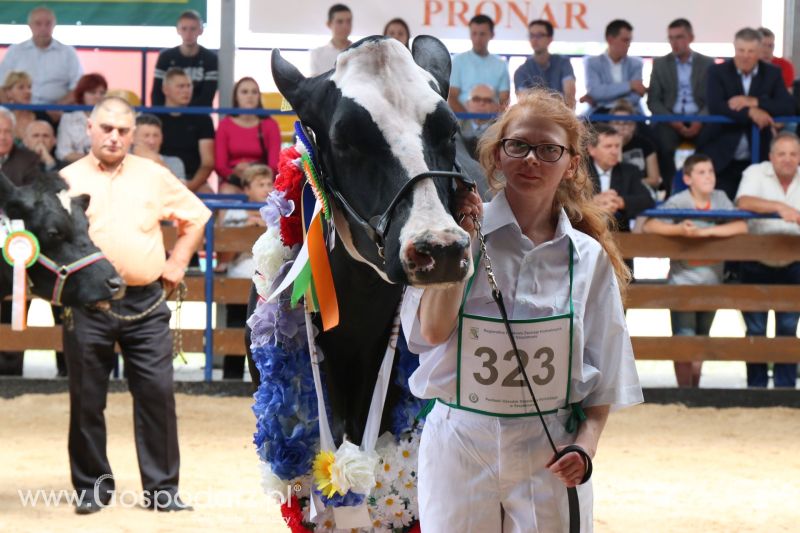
[641,154,748,386]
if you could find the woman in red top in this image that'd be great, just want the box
[215,77,280,192]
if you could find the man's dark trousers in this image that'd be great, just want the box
[741,261,800,388]
[64,282,179,503]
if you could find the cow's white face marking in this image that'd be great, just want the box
[330,39,468,266]
[57,190,72,215]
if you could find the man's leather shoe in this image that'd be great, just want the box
[74,500,104,515]
[146,493,193,512]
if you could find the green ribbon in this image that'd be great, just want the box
[290,261,313,307]
[415,399,436,421]
[564,403,586,434]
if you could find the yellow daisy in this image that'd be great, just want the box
[313,450,344,498]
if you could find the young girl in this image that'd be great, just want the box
[401,89,643,531]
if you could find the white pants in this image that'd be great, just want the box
[417,401,593,533]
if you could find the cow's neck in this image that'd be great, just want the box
[313,235,404,446]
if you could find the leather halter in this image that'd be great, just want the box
[36,251,107,305]
[298,122,474,259]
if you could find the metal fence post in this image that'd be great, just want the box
[204,218,215,382]
[750,124,760,164]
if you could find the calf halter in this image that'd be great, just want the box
[36,251,107,305]
[296,122,474,259]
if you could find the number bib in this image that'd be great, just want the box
[457,313,571,416]
[451,241,575,417]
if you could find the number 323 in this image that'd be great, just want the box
[472,347,555,387]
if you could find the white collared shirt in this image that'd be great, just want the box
[605,51,624,83]
[0,38,82,104]
[400,191,643,410]
[594,162,612,192]
[737,160,800,236]
[733,65,760,161]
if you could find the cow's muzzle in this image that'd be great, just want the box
[403,229,471,285]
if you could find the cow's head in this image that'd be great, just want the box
[272,36,472,286]
[0,171,123,305]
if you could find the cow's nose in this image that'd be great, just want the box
[107,276,126,299]
[404,233,470,284]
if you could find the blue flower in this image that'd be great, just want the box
[316,488,366,507]
[261,190,294,227]
[266,422,318,480]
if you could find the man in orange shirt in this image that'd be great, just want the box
[60,96,211,514]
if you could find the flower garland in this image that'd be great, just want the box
[250,142,427,532]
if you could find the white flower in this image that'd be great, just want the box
[311,505,335,532]
[390,507,414,528]
[259,463,288,503]
[377,494,403,516]
[377,456,397,484]
[252,226,292,298]
[329,441,379,495]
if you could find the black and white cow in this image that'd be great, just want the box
[0,171,123,306]
[265,36,479,443]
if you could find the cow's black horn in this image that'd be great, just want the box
[271,48,307,113]
[411,35,452,99]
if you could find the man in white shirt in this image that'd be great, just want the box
[735,131,800,388]
[0,7,82,106]
[309,4,352,76]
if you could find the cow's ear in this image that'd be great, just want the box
[73,194,91,213]
[271,48,311,115]
[411,35,451,99]
[0,171,16,209]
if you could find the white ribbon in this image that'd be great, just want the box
[305,296,404,528]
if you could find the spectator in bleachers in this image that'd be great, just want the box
[698,27,795,200]
[586,123,654,231]
[132,114,186,182]
[513,19,576,109]
[582,19,646,115]
[23,120,63,171]
[151,10,218,107]
[157,68,215,193]
[0,107,40,186]
[735,131,800,388]
[0,6,82,110]
[56,73,107,164]
[610,99,662,196]
[310,4,353,76]
[648,18,714,192]
[459,84,499,159]
[383,18,411,48]
[214,77,280,194]
[2,71,55,142]
[758,27,795,90]
[641,154,748,387]
[448,15,510,113]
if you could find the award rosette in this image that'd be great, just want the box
[3,230,40,330]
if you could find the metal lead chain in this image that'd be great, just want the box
[472,214,499,294]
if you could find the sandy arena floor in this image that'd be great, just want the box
[1,393,798,532]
